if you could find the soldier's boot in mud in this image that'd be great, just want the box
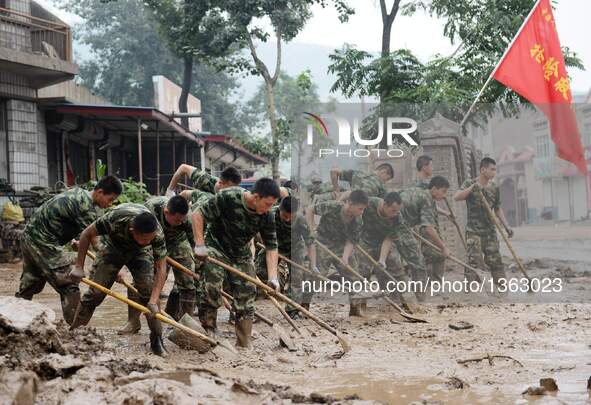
[70,303,96,329]
[235,318,253,349]
[179,291,196,319]
[146,316,166,357]
[199,308,218,338]
[164,289,181,321]
[348,299,366,317]
[118,291,142,334]
[61,290,81,326]
[491,269,508,297]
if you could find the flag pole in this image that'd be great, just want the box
[459,0,543,128]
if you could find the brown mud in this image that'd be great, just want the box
[1,226,591,404]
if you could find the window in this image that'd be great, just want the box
[0,99,8,180]
[536,134,550,157]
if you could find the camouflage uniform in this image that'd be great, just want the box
[400,188,441,298]
[357,197,408,290]
[410,177,430,190]
[256,206,315,308]
[75,204,167,325]
[190,168,217,194]
[145,196,195,319]
[187,189,214,210]
[198,188,277,321]
[460,178,504,281]
[313,201,365,303]
[341,169,386,198]
[16,188,100,324]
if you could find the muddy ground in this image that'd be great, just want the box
[1,225,591,404]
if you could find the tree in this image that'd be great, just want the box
[219,0,353,180]
[328,0,584,127]
[61,0,249,135]
[142,0,240,128]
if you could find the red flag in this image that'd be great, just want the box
[493,0,587,174]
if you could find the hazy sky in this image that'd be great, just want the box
[41,0,590,94]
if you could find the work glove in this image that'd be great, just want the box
[193,244,208,259]
[146,302,160,317]
[267,277,280,292]
[378,260,387,271]
[71,239,79,251]
[165,188,176,197]
[69,265,86,283]
[311,266,321,274]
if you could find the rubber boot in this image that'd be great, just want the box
[179,291,196,319]
[348,299,366,317]
[164,289,181,321]
[146,316,166,356]
[118,291,142,334]
[70,303,96,329]
[235,318,253,349]
[60,290,81,326]
[199,307,218,338]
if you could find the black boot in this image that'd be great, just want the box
[146,316,166,356]
[61,289,81,326]
[70,303,96,329]
[179,291,196,319]
[164,289,181,321]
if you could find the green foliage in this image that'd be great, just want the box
[114,178,152,205]
[95,159,107,179]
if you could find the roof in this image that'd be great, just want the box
[48,104,202,144]
[204,135,268,164]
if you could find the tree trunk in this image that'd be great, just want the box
[179,56,193,129]
[264,80,280,182]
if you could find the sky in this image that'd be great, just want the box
[40,0,591,97]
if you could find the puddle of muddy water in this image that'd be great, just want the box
[314,373,591,405]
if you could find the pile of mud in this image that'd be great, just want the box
[1,297,370,404]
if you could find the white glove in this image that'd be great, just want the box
[378,261,387,270]
[193,244,208,258]
[69,265,86,283]
[312,266,321,274]
[268,277,280,291]
[165,188,176,197]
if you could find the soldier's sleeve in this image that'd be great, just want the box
[297,215,315,247]
[491,186,501,210]
[460,179,472,191]
[259,212,278,250]
[183,217,195,248]
[198,191,223,222]
[151,228,167,261]
[419,196,437,229]
[340,169,354,184]
[70,196,98,233]
[313,200,337,216]
[190,168,217,194]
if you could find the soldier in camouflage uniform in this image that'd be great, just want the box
[330,163,393,199]
[400,176,451,300]
[69,204,169,356]
[308,190,369,316]
[357,192,419,307]
[410,155,433,190]
[118,195,194,334]
[454,157,513,289]
[256,196,317,318]
[15,176,122,325]
[192,178,280,348]
[166,164,242,196]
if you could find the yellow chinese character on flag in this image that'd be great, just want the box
[554,77,571,100]
[543,57,559,81]
[530,44,545,63]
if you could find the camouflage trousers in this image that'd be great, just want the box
[420,231,446,284]
[394,227,429,301]
[256,246,309,309]
[80,245,155,314]
[199,247,257,321]
[167,241,196,293]
[466,231,504,277]
[16,237,80,324]
[316,243,367,303]
[357,241,409,288]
